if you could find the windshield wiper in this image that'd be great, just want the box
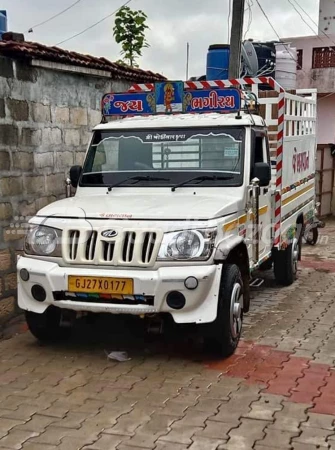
[108,175,170,191]
[171,175,234,192]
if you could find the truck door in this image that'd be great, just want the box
[252,131,273,261]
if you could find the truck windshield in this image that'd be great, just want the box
[81,127,245,188]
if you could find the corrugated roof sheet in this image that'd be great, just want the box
[0,36,165,82]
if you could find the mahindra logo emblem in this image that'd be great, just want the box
[101,229,118,238]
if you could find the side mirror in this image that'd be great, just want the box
[69,165,82,188]
[253,162,271,187]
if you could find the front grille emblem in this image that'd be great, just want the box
[101,229,118,238]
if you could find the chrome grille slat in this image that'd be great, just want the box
[102,241,115,262]
[123,232,136,263]
[86,231,98,261]
[142,232,156,264]
[69,230,79,260]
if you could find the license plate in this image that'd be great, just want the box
[68,276,133,295]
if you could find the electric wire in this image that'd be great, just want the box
[254,0,307,73]
[255,0,335,100]
[227,0,232,43]
[55,0,133,46]
[244,0,253,39]
[26,0,84,33]
[291,0,335,46]
[287,0,322,39]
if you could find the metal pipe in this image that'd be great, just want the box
[251,177,260,264]
[65,177,71,198]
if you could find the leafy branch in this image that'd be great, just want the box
[113,6,150,67]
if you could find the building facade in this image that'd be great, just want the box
[0,32,164,323]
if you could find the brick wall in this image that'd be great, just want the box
[0,55,130,321]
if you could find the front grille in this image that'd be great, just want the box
[63,228,161,267]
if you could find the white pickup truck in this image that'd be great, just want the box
[17,78,317,356]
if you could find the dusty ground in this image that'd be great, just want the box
[1,222,335,449]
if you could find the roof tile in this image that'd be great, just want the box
[0,37,165,82]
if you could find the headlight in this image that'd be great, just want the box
[25,225,62,257]
[158,228,216,261]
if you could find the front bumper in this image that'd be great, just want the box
[17,257,222,324]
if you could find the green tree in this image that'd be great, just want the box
[113,6,149,67]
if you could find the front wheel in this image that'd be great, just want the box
[25,307,73,342]
[273,237,299,286]
[204,264,244,357]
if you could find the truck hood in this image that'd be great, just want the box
[37,191,242,221]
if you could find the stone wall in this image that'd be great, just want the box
[0,55,131,321]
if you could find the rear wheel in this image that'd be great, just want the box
[25,307,73,342]
[259,258,273,271]
[274,237,299,286]
[305,226,318,245]
[204,264,244,357]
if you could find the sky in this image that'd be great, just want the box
[1,0,320,79]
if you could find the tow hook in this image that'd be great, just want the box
[60,310,76,328]
[146,319,164,335]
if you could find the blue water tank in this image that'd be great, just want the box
[0,11,7,40]
[206,44,230,80]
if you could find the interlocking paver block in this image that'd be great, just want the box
[302,413,335,431]
[104,410,152,436]
[0,418,26,438]
[158,400,189,417]
[17,415,58,433]
[125,414,176,448]
[291,444,326,450]
[244,395,283,420]
[1,395,31,411]
[257,428,299,448]
[50,411,88,429]
[22,443,58,450]
[0,404,38,421]
[39,405,70,419]
[292,427,333,447]
[225,418,269,450]
[172,391,201,405]
[193,398,222,413]
[173,410,210,427]
[27,427,71,445]
[0,430,39,450]
[158,425,203,445]
[57,436,97,450]
[194,420,232,440]
[71,400,104,416]
[81,434,129,449]
[188,436,226,449]
[138,443,188,450]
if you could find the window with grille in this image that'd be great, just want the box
[297,49,303,70]
[312,47,335,68]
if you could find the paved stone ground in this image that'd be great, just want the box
[1,222,335,450]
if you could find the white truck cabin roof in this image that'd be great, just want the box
[93,112,266,131]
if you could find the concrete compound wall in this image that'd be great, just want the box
[0,55,131,321]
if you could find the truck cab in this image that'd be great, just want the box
[17,79,317,356]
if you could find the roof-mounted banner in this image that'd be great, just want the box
[102,81,241,117]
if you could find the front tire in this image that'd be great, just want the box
[25,307,72,342]
[273,237,299,286]
[204,264,244,357]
